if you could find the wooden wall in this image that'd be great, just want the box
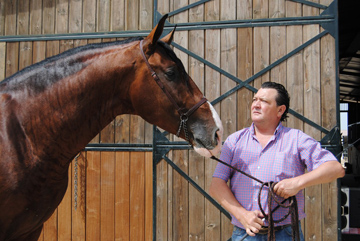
[0,0,338,240]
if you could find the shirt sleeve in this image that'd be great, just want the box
[212,132,237,181]
[297,130,338,172]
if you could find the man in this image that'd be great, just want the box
[209,82,345,241]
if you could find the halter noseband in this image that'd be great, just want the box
[139,40,207,141]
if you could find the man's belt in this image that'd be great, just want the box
[258,224,292,235]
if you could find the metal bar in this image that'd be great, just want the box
[162,155,231,219]
[169,15,334,28]
[287,0,327,9]
[84,147,153,152]
[167,0,211,17]
[0,16,334,42]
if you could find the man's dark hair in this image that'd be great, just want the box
[260,81,290,122]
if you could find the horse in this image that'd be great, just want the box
[0,14,223,241]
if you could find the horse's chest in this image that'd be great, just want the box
[0,165,69,240]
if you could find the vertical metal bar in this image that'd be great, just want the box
[333,0,342,239]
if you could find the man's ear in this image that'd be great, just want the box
[141,14,168,55]
[277,105,286,118]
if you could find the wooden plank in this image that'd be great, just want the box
[130,152,145,241]
[42,209,58,241]
[4,0,17,35]
[145,152,153,241]
[253,0,269,89]
[97,0,111,32]
[205,0,219,22]
[156,159,168,241]
[139,0,153,30]
[115,152,130,241]
[0,42,5,81]
[19,42,32,71]
[83,0,96,32]
[237,28,253,130]
[69,0,82,33]
[269,25,286,87]
[204,28,221,241]
[111,0,125,31]
[189,149,205,241]
[126,0,139,30]
[253,0,269,20]
[57,164,72,241]
[100,151,115,240]
[286,1,303,131]
[17,0,29,35]
[5,42,19,77]
[32,41,46,66]
[30,0,43,35]
[171,150,189,241]
[55,0,68,34]
[86,151,101,241]
[43,0,56,34]
[253,26,270,88]
[269,0,285,18]
[31,41,44,64]
[0,0,5,35]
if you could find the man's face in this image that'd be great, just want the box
[251,88,284,125]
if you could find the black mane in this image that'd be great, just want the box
[1,37,144,86]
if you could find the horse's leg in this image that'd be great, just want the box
[12,225,43,241]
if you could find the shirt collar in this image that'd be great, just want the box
[250,122,284,137]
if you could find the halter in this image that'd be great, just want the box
[139,40,207,141]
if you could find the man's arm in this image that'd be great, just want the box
[209,177,264,236]
[273,160,345,199]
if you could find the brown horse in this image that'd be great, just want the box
[0,15,223,241]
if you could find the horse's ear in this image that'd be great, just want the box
[161,25,176,45]
[142,14,168,54]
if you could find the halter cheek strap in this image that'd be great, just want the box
[139,40,207,140]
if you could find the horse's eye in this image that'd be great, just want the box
[165,70,176,80]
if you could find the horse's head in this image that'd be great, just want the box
[131,14,223,157]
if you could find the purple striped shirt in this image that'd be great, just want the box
[213,123,337,229]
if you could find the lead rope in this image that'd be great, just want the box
[210,155,300,241]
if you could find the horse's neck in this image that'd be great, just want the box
[17,44,137,166]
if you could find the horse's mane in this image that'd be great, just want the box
[0,36,189,93]
[1,37,144,86]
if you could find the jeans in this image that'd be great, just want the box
[231,223,305,241]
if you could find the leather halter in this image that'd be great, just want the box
[139,40,207,140]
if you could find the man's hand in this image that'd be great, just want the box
[237,210,264,237]
[273,178,301,199]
